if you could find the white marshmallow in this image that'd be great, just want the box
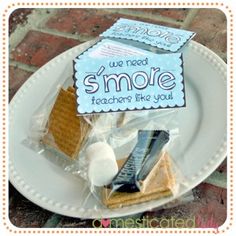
[85,142,118,187]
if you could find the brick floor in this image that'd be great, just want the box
[8,8,227,228]
[45,9,179,37]
[133,8,189,21]
[188,9,227,58]
[143,183,226,228]
[9,183,53,227]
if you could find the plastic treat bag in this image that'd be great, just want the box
[70,107,189,210]
[25,80,187,210]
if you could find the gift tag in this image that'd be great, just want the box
[74,53,185,114]
[101,18,195,52]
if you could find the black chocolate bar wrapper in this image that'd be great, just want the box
[136,130,170,182]
[110,130,155,193]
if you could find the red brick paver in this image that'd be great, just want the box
[9,66,33,101]
[11,30,81,67]
[134,8,189,21]
[46,9,179,37]
[189,9,227,56]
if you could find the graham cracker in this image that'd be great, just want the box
[102,152,175,208]
[42,87,90,160]
[67,86,76,94]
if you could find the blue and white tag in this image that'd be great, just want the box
[100,18,195,53]
[77,39,155,60]
[74,53,185,114]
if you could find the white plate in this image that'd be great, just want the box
[9,40,227,218]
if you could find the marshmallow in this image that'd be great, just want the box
[86,142,118,187]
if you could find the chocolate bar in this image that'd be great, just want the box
[110,130,169,193]
[110,130,155,192]
[137,130,170,182]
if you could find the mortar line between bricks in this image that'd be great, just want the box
[34,27,96,42]
[103,8,184,26]
[203,170,227,189]
[42,214,62,228]
[9,9,58,51]
[9,61,38,73]
[181,8,199,29]
[215,52,227,62]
